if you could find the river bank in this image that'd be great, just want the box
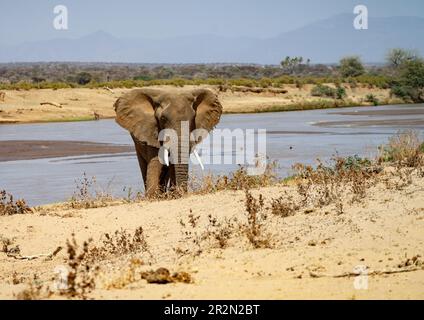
[0,84,399,124]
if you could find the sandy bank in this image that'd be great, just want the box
[0,168,423,300]
[0,85,395,124]
[0,140,133,162]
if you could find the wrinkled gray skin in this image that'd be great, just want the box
[115,88,222,197]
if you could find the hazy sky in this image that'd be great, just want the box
[1,0,423,45]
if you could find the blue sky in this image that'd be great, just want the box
[1,0,423,45]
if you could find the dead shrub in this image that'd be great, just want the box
[59,227,149,298]
[242,190,272,249]
[80,227,150,264]
[0,190,32,215]
[0,235,20,255]
[194,162,278,194]
[178,191,273,253]
[175,211,203,257]
[15,275,52,300]
[293,156,377,207]
[294,162,342,207]
[175,211,238,256]
[105,258,144,289]
[270,192,300,217]
[68,173,114,209]
[65,236,99,299]
[384,166,416,190]
[204,214,238,249]
[378,130,424,167]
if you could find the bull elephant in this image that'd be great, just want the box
[114,88,222,197]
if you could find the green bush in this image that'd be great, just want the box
[311,84,337,98]
[343,155,372,170]
[401,60,424,88]
[391,59,424,103]
[365,94,379,106]
[335,86,347,99]
[339,56,365,78]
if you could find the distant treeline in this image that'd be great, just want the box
[0,49,423,103]
[0,61,382,85]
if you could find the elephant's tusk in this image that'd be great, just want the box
[163,148,170,166]
[193,149,204,171]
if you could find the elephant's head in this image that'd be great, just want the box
[114,88,222,190]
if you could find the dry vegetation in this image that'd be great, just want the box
[68,173,116,209]
[1,131,424,299]
[0,190,32,216]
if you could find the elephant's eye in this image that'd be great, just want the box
[160,115,167,123]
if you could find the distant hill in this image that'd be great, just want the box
[0,14,423,64]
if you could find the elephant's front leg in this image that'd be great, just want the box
[145,156,164,197]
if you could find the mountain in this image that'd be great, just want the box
[0,14,423,64]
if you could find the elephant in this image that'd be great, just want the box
[114,88,222,197]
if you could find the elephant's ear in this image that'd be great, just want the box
[192,89,223,133]
[114,88,162,148]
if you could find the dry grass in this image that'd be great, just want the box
[0,190,32,216]
[15,226,150,300]
[293,156,379,208]
[64,236,100,299]
[175,210,245,256]
[203,214,238,249]
[15,275,52,300]
[242,190,273,249]
[68,173,115,209]
[0,235,18,255]
[175,139,421,254]
[192,162,279,194]
[175,191,275,256]
[270,191,300,217]
[378,130,424,167]
[70,227,150,267]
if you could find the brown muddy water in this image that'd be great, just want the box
[1,104,423,206]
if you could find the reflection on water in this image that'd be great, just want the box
[1,104,423,206]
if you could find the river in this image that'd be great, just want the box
[1,103,423,206]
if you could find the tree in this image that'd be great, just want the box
[386,48,419,68]
[339,56,365,78]
[76,72,92,85]
[401,59,424,88]
[280,56,308,74]
[391,59,424,102]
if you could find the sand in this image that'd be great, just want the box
[0,170,423,300]
[0,140,133,162]
[0,84,393,124]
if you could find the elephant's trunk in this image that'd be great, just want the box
[174,163,188,192]
[173,128,190,192]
